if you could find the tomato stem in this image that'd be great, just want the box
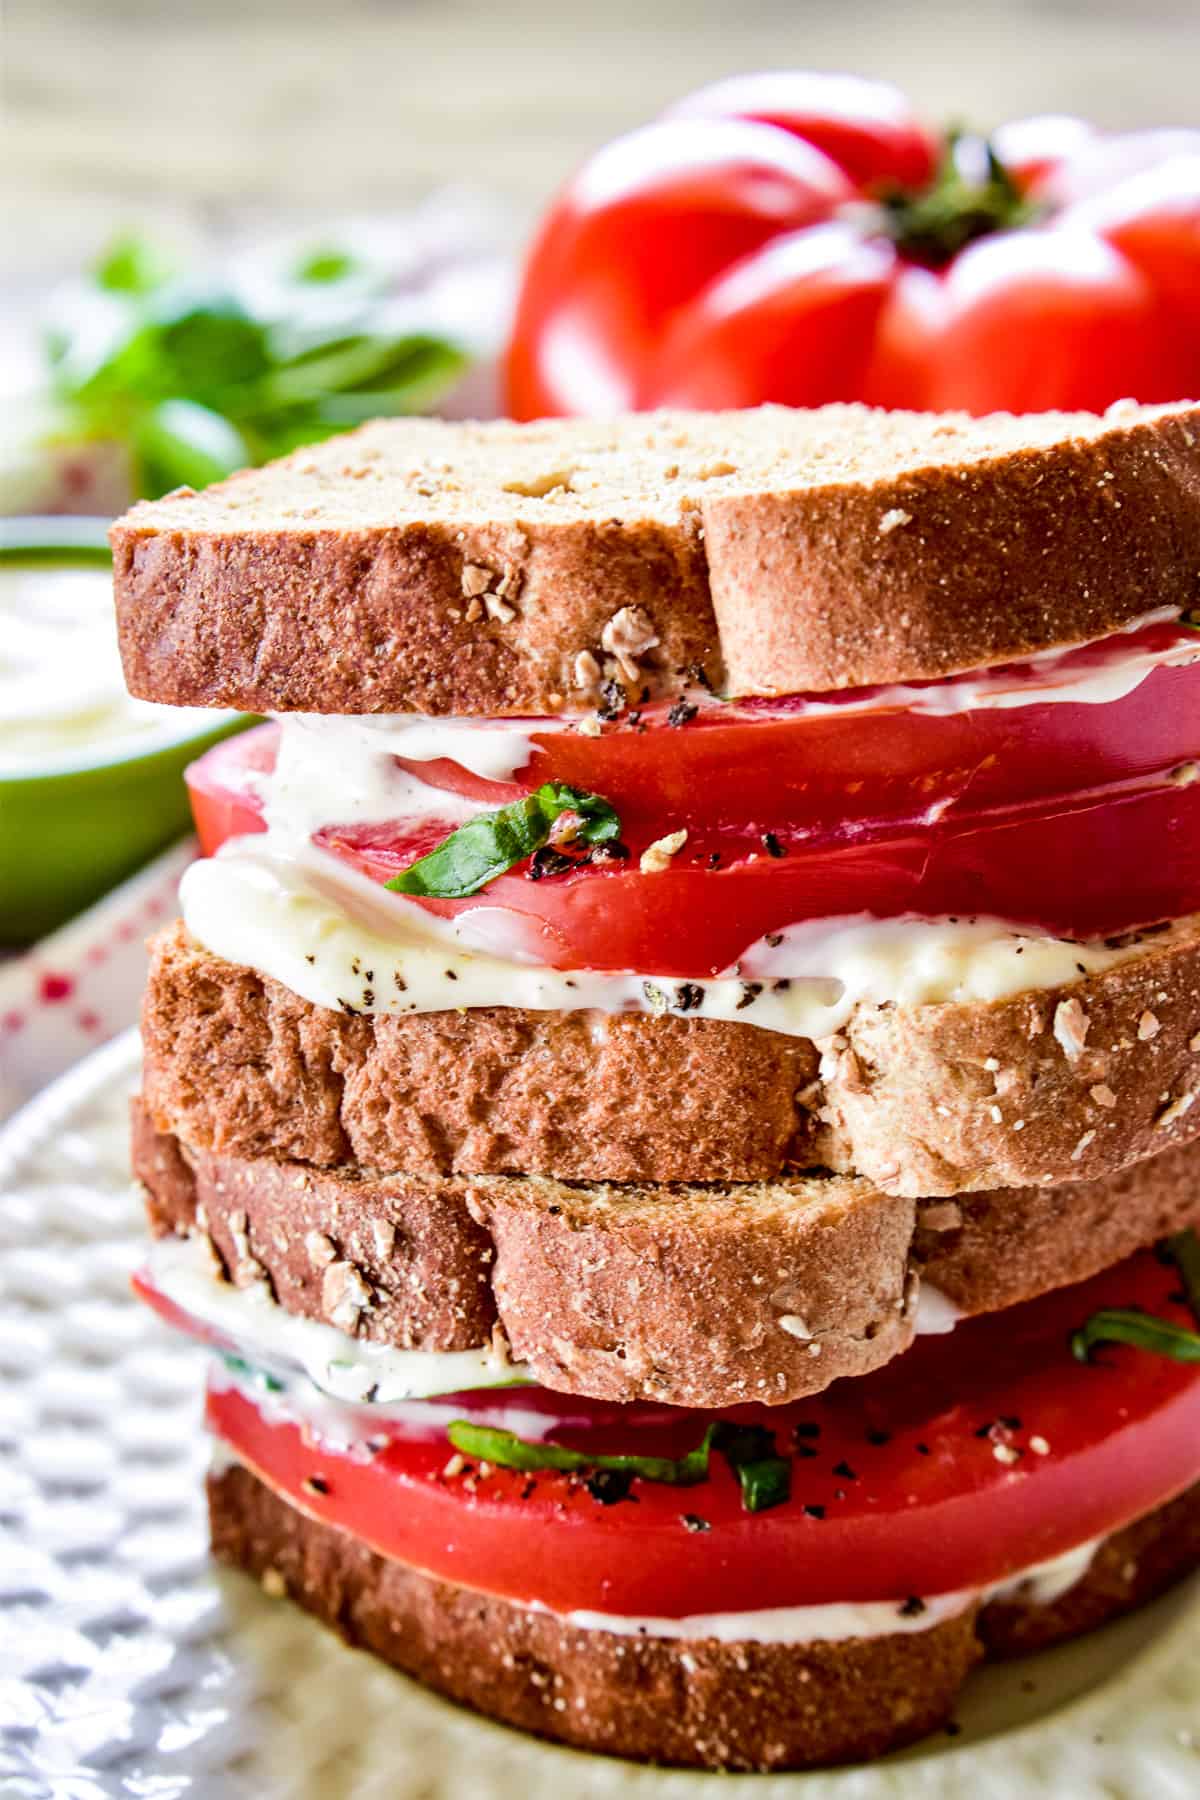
[878,128,1041,267]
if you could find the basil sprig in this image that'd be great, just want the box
[447,1420,716,1486]
[1072,1229,1200,1365]
[386,783,622,899]
[446,1416,793,1514]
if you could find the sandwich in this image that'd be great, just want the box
[116,400,1200,1770]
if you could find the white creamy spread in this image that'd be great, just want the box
[147,1233,527,1403]
[551,1538,1104,1644]
[781,605,1191,721]
[912,1283,964,1336]
[0,559,228,772]
[262,713,482,839]
[179,837,1143,1038]
[553,1591,975,1644]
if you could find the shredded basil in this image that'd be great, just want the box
[386,783,622,898]
[446,1415,793,1513]
[221,1352,284,1393]
[1072,1229,1200,1364]
[710,1421,793,1513]
[447,1420,715,1486]
[1071,1308,1200,1364]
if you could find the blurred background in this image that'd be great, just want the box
[9,0,1200,276]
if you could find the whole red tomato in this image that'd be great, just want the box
[505,72,1200,416]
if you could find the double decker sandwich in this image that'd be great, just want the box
[118,401,1200,1770]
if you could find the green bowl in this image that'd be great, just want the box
[0,516,247,943]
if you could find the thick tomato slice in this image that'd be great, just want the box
[187,726,275,856]
[190,743,1200,975]
[202,1249,1200,1616]
[189,624,1200,843]
[317,781,1200,974]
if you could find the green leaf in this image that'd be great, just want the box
[293,247,362,285]
[1072,1230,1200,1365]
[711,1421,793,1512]
[732,1457,793,1512]
[387,783,622,899]
[132,399,251,496]
[447,1421,717,1487]
[1071,1308,1200,1365]
[43,235,474,500]
[221,1352,284,1393]
[94,234,175,295]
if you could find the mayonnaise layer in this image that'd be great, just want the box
[268,607,1192,783]
[180,835,1144,1039]
[147,1233,526,1404]
[548,1536,1103,1644]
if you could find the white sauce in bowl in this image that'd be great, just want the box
[0,558,230,775]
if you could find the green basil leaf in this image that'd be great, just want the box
[711,1421,793,1512]
[386,783,621,898]
[1072,1230,1200,1365]
[293,247,362,285]
[733,1457,793,1513]
[132,399,252,497]
[94,234,175,296]
[221,1352,284,1394]
[1071,1307,1200,1365]
[447,1421,716,1487]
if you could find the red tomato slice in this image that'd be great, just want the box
[189,720,1200,975]
[188,625,1200,843]
[202,1249,1200,1615]
[316,780,1200,975]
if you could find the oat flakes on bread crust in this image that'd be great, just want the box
[135,1100,1200,1409]
[208,1465,1200,1771]
[142,915,1200,1196]
[112,400,1200,715]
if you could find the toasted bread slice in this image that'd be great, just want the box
[208,1464,1200,1772]
[112,400,1200,715]
[135,1100,1200,1409]
[142,918,1200,1197]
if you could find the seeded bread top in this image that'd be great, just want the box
[112,399,1200,715]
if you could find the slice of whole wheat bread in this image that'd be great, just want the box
[208,1463,1200,1771]
[135,1100,1200,1408]
[142,917,1200,1197]
[112,401,1200,715]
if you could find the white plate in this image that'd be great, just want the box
[2,1032,1199,1799]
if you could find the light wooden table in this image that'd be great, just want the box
[7,0,1200,285]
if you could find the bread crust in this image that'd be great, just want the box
[142,918,1200,1195]
[112,402,1200,714]
[208,1464,1200,1771]
[135,1100,1200,1408]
